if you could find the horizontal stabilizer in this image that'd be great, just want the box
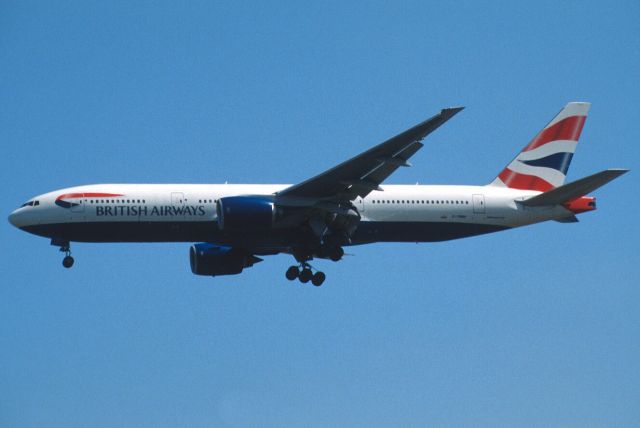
[521,168,629,207]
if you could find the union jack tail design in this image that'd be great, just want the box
[490,102,590,192]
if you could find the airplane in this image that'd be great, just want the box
[8,102,628,286]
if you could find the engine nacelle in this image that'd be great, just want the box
[216,196,275,231]
[189,243,262,276]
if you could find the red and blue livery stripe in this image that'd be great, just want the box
[491,102,590,192]
[55,192,123,209]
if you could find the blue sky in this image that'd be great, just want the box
[2,1,639,427]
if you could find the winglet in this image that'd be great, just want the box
[440,106,465,122]
[443,106,465,115]
[410,106,464,144]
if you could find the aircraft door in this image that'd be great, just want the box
[70,193,85,218]
[472,194,485,214]
[171,192,185,215]
[355,196,365,213]
[68,193,84,213]
[170,192,185,236]
[171,192,184,204]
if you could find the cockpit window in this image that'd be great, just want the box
[20,200,39,207]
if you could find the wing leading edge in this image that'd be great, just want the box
[276,107,464,201]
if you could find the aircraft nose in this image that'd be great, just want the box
[8,209,22,228]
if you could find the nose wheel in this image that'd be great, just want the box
[285,263,326,286]
[62,255,74,268]
[59,244,74,268]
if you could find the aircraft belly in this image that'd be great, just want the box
[22,221,217,243]
[19,220,314,248]
[352,220,510,243]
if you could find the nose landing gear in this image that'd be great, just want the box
[285,263,326,286]
[52,239,74,268]
[62,253,74,268]
[61,246,74,268]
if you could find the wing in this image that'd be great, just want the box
[276,107,464,201]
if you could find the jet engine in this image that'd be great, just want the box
[216,196,275,231]
[189,243,262,276]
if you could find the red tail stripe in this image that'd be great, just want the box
[523,115,586,152]
[498,169,555,192]
[56,192,124,200]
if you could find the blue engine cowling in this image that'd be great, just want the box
[216,196,275,231]
[189,243,262,276]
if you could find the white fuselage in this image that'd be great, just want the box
[9,183,573,245]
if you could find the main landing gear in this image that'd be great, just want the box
[285,263,326,286]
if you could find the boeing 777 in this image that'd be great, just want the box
[8,102,628,286]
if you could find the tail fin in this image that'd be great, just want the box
[490,102,591,191]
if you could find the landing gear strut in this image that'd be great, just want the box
[285,263,326,286]
[53,239,74,268]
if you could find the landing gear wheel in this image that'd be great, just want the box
[299,268,313,283]
[311,271,325,287]
[329,247,344,262]
[285,266,300,281]
[62,255,74,268]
